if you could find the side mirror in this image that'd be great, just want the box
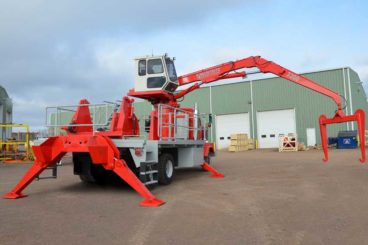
[207,114,212,128]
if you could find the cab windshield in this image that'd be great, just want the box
[165,58,178,82]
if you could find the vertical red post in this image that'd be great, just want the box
[355,109,366,163]
[149,110,159,140]
[319,115,329,162]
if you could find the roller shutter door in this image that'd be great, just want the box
[257,109,296,148]
[215,113,250,149]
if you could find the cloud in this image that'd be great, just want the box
[11,96,49,130]
[300,51,329,68]
[93,40,131,76]
[354,57,368,81]
[353,64,368,92]
[1,0,366,132]
[0,0,252,130]
[0,0,248,40]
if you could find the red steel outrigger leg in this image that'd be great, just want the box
[3,160,60,199]
[3,137,66,199]
[319,109,366,163]
[201,162,225,178]
[3,135,165,207]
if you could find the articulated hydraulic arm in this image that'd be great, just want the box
[176,56,366,162]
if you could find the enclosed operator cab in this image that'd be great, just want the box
[134,54,179,94]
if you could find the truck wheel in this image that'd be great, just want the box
[79,173,95,183]
[73,153,106,184]
[158,153,175,185]
[79,164,107,184]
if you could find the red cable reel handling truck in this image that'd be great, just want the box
[3,54,366,207]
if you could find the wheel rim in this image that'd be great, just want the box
[166,159,173,178]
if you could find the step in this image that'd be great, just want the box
[142,160,157,164]
[144,180,158,186]
[139,161,158,186]
[140,170,158,175]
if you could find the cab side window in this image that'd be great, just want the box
[138,60,146,76]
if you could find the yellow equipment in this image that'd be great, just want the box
[0,124,31,163]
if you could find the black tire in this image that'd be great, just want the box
[73,150,138,186]
[79,173,95,183]
[158,153,175,185]
[73,153,106,184]
[80,164,107,184]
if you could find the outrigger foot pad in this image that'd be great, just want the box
[139,198,166,207]
[201,162,225,178]
[3,192,27,199]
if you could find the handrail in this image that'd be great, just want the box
[157,104,208,141]
[45,103,112,136]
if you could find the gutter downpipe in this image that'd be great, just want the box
[250,80,255,139]
[347,68,354,130]
[342,68,349,130]
[209,86,213,142]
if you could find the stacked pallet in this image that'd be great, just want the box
[247,139,255,150]
[298,142,308,151]
[279,133,298,152]
[229,134,248,152]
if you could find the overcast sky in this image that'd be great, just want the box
[1,0,367,131]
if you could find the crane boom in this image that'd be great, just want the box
[177,56,342,112]
[128,54,365,162]
[176,56,365,163]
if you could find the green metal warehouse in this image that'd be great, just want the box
[133,67,368,149]
[0,85,13,139]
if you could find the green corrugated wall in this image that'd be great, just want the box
[251,68,348,144]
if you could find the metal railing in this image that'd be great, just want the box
[157,104,208,141]
[0,124,31,162]
[45,103,112,136]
